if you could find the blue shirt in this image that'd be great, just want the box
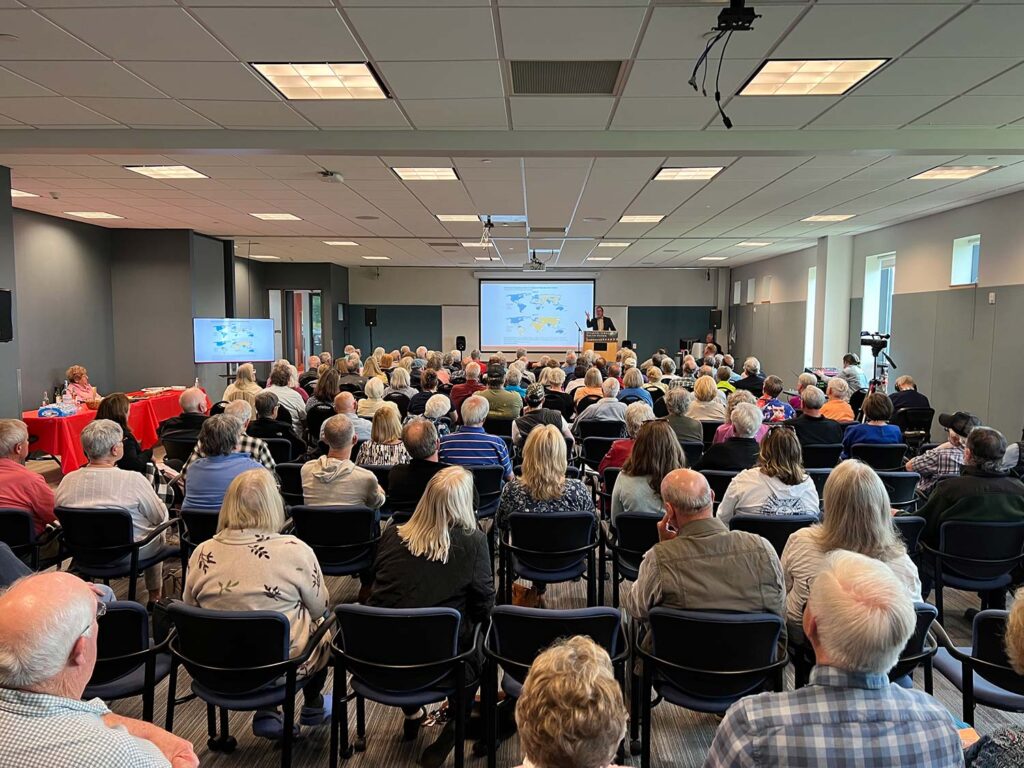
[761,397,796,423]
[704,666,963,767]
[439,426,512,478]
[841,422,904,459]
[505,385,528,399]
[182,453,265,510]
[618,387,654,407]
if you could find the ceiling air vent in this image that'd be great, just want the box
[511,60,623,95]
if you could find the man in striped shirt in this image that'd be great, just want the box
[438,395,513,481]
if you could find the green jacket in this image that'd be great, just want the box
[916,466,1024,546]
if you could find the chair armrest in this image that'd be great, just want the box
[929,621,969,662]
[292,614,337,666]
[138,517,181,547]
[36,524,63,547]
[635,643,789,677]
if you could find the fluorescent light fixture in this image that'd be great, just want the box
[587,256,614,262]
[802,214,855,222]
[475,256,501,262]
[598,242,632,248]
[654,167,723,181]
[248,254,280,261]
[911,165,1000,181]
[619,215,664,224]
[699,256,729,261]
[125,165,208,180]
[323,240,359,246]
[393,167,458,181]
[461,241,493,248]
[739,241,773,247]
[740,59,887,96]
[437,214,479,222]
[64,211,123,219]
[252,62,387,100]
[10,189,37,198]
[361,255,390,261]
[250,213,301,221]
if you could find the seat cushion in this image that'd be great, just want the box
[510,556,586,584]
[654,680,739,715]
[934,648,1024,711]
[500,672,523,699]
[190,680,289,710]
[942,573,1012,591]
[84,654,172,701]
[350,678,452,708]
[73,545,181,578]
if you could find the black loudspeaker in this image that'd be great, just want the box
[0,290,11,342]
[455,335,466,351]
[709,309,723,329]
[622,339,634,350]
[364,307,377,327]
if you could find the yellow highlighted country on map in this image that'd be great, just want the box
[531,317,559,331]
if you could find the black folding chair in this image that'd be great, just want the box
[681,441,703,467]
[306,403,336,445]
[877,471,920,512]
[275,462,305,507]
[577,420,627,440]
[892,407,935,455]
[653,398,668,418]
[699,470,737,513]
[0,507,61,570]
[383,392,411,419]
[801,443,842,469]
[179,508,219,578]
[849,388,868,418]
[289,505,381,577]
[728,514,819,557]
[598,467,622,521]
[620,394,646,406]
[161,436,198,466]
[889,602,938,691]
[483,417,513,437]
[807,468,831,510]
[580,436,619,473]
[500,512,599,606]
[701,421,724,448]
[263,437,295,464]
[575,394,602,415]
[607,513,661,608]
[894,515,926,559]
[851,443,909,471]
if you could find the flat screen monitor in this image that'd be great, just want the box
[193,317,275,364]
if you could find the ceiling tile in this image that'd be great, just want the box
[0,67,55,98]
[910,95,1024,127]
[376,60,503,100]
[0,97,116,126]
[511,96,613,129]
[809,95,949,129]
[43,7,233,61]
[638,6,804,61]
[910,6,1024,58]
[191,8,363,61]
[345,7,497,61]
[499,6,645,59]
[2,61,164,98]
[856,57,1018,96]
[403,98,507,129]
[290,100,409,129]
[622,59,761,99]
[123,62,278,101]
[180,100,313,129]
[970,62,1024,96]
[712,96,836,129]
[611,98,717,130]
[0,10,109,60]
[76,97,218,128]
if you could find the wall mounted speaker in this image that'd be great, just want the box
[709,309,723,329]
[455,335,466,351]
[0,290,11,342]
[364,307,377,327]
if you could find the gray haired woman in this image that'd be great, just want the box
[182,415,266,511]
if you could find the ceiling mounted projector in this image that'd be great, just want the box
[523,251,547,272]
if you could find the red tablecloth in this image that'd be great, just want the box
[23,389,204,475]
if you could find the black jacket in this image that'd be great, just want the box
[890,389,931,412]
[116,432,153,474]
[733,374,766,395]
[247,417,306,458]
[158,412,208,441]
[693,437,760,472]
[586,316,616,331]
[917,466,1024,546]
[785,413,845,446]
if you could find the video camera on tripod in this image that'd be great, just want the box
[860,332,897,391]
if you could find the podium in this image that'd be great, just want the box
[584,330,618,359]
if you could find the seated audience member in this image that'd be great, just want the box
[299,355,321,389]
[662,357,683,386]
[565,366,588,395]
[302,416,385,509]
[705,551,961,768]
[786,385,845,445]
[439,395,513,480]
[223,362,263,403]
[514,636,627,768]
[429,353,450,386]
[384,366,417,401]
[418,394,454,438]
[337,358,368,392]
[55,420,169,603]
[265,360,306,435]
[965,589,1024,767]
[409,370,448,417]
[366,466,494,767]
[723,354,742,382]
[539,367,573,420]
[789,372,819,411]
[617,367,654,407]
[248,391,306,459]
[96,393,153,474]
[561,350,578,378]
[379,353,396,377]
[623,468,784,629]
[362,355,388,385]
[717,426,819,525]
[0,419,57,537]
[611,420,685,524]
[599,402,656,475]
[573,379,628,436]
[184,470,331,741]
[182,400,275,475]
[504,366,528,399]
[0,572,198,768]
[646,366,667,393]
[714,390,770,444]
[890,375,931,411]
[733,357,767,395]
[355,405,411,467]
[906,411,979,497]
[513,383,573,448]
[182,415,265,511]
[480,363,523,419]
[357,378,388,419]
[573,367,605,405]
[716,366,736,394]
[694,403,763,472]
[782,460,921,644]
[663,388,702,445]
[758,375,796,423]
[158,387,208,440]
[497,425,595,533]
[839,352,869,393]
[840,392,902,459]
[606,362,623,387]
[686,376,727,421]
[387,419,453,512]
[326,391,372,442]
[305,368,341,412]
[821,377,856,422]
[450,362,485,417]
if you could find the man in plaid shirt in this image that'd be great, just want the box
[906,411,980,497]
[179,399,276,478]
[705,551,962,768]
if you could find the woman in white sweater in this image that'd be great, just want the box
[685,375,727,421]
[717,426,820,525]
[780,459,921,644]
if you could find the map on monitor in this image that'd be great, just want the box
[193,317,276,364]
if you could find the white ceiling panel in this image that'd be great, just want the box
[376,61,503,100]
[525,165,589,230]
[290,100,410,129]
[0,10,106,61]
[0,68,55,98]
[77,97,218,128]
[970,63,1024,96]
[344,7,498,61]
[511,97,613,129]
[910,5,1024,58]
[809,95,949,128]
[122,62,277,101]
[192,8,363,62]
[855,57,1019,96]
[611,98,718,130]
[638,6,805,61]
[462,179,526,215]
[910,95,1024,127]
[622,59,761,99]
[1,61,163,99]
[0,97,115,126]
[179,100,313,129]
[712,96,836,129]
[403,98,507,130]
[499,6,646,60]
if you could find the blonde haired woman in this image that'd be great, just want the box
[686,375,727,421]
[357,377,387,418]
[361,355,388,385]
[355,404,411,466]
[515,636,627,768]
[781,459,921,644]
[183,469,331,740]
[222,362,262,403]
[366,466,494,766]
[573,367,604,404]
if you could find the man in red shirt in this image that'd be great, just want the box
[0,419,56,536]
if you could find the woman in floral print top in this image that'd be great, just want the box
[183,469,331,740]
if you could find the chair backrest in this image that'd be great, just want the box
[0,508,34,552]
[973,610,1024,695]
[469,464,505,510]
[575,394,602,415]
[507,512,597,574]
[209,401,228,416]
[893,515,926,556]
[806,468,831,504]
[877,471,920,509]
[168,603,291,694]
[161,436,198,462]
[578,420,625,440]
[701,421,724,447]
[483,417,514,437]
[602,467,622,496]
[54,507,136,565]
[513,465,580,479]
[801,443,843,469]
[645,386,665,402]
[648,608,784,700]
[581,436,619,469]
[653,398,668,418]
[289,505,380,573]
[938,519,1024,580]
[180,509,220,548]
[363,465,392,494]
[849,388,869,417]
[611,513,661,573]
[699,470,737,507]
[306,404,336,444]
[275,462,305,506]
[850,443,908,471]
[888,602,937,683]
[892,407,934,436]
[487,606,622,683]
[620,394,645,405]
[334,604,461,693]
[681,441,703,467]
[383,392,410,418]
[262,436,294,464]
[728,514,819,557]
[89,600,151,686]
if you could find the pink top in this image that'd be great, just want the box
[68,381,95,403]
[0,458,57,535]
[713,422,770,445]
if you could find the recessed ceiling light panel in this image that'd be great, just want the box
[10,189,38,198]
[461,241,493,248]
[125,165,208,179]
[654,167,723,181]
[619,215,664,224]
[393,167,459,181]
[911,165,1000,181]
[250,213,301,221]
[253,62,388,100]
[362,255,390,261]
[802,214,855,222]
[437,214,479,222]
[587,256,613,261]
[739,241,773,247]
[598,242,632,248]
[741,59,887,96]
[323,240,359,246]
[65,211,123,219]
[698,256,729,261]
[248,254,281,261]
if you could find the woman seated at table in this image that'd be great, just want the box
[223,362,262,404]
[610,419,685,524]
[65,365,99,404]
[184,469,331,740]
[95,392,152,474]
[355,404,411,467]
[182,414,265,511]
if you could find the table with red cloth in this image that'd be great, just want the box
[22,389,209,475]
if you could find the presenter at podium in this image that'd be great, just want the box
[585,305,616,332]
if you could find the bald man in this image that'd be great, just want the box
[0,572,198,767]
[622,469,785,641]
[325,391,371,442]
[157,387,208,441]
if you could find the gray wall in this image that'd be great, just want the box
[191,233,229,395]
[0,167,18,415]
[731,301,808,383]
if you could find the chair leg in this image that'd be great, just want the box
[207,703,217,741]
[454,663,466,768]
[219,708,235,751]
[586,550,596,607]
[924,658,934,695]
[484,657,497,768]
[282,673,296,768]
[935,569,944,626]
[338,663,352,760]
[612,558,620,609]
[963,660,975,728]
[598,538,606,607]
[640,661,653,768]
[354,695,366,751]
[330,667,342,768]
[165,660,178,731]
[142,655,156,723]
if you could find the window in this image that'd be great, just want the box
[804,267,816,368]
[747,277,756,304]
[733,280,741,305]
[951,234,980,286]
[862,252,895,335]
